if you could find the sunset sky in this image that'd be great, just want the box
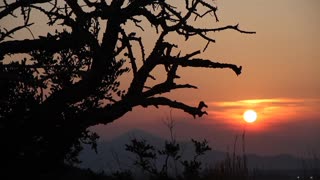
[2,0,320,157]
[92,0,320,156]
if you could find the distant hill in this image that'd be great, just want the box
[78,129,316,174]
[78,129,165,172]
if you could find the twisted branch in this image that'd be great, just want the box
[1,0,255,124]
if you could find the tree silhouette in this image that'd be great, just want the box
[0,0,254,175]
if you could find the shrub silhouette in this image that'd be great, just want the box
[123,124,250,180]
[125,137,212,180]
[0,0,254,176]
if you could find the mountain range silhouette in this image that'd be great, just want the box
[78,129,314,174]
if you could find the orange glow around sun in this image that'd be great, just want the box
[206,98,320,132]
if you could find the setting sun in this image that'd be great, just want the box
[243,110,257,123]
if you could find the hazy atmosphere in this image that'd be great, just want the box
[1,0,319,179]
[90,0,320,156]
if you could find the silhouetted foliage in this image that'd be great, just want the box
[181,139,212,179]
[123,121,251,180]
[125,137,213,180]
[0,0,254,176]
[125,138,158,174]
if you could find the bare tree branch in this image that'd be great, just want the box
[120,29,138,76]
[140,97,208,118]
[0,0,51,19]
[160,57,243,76]
[65,0,86,18]
[144,83,197,97]
[0,23,33,41]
